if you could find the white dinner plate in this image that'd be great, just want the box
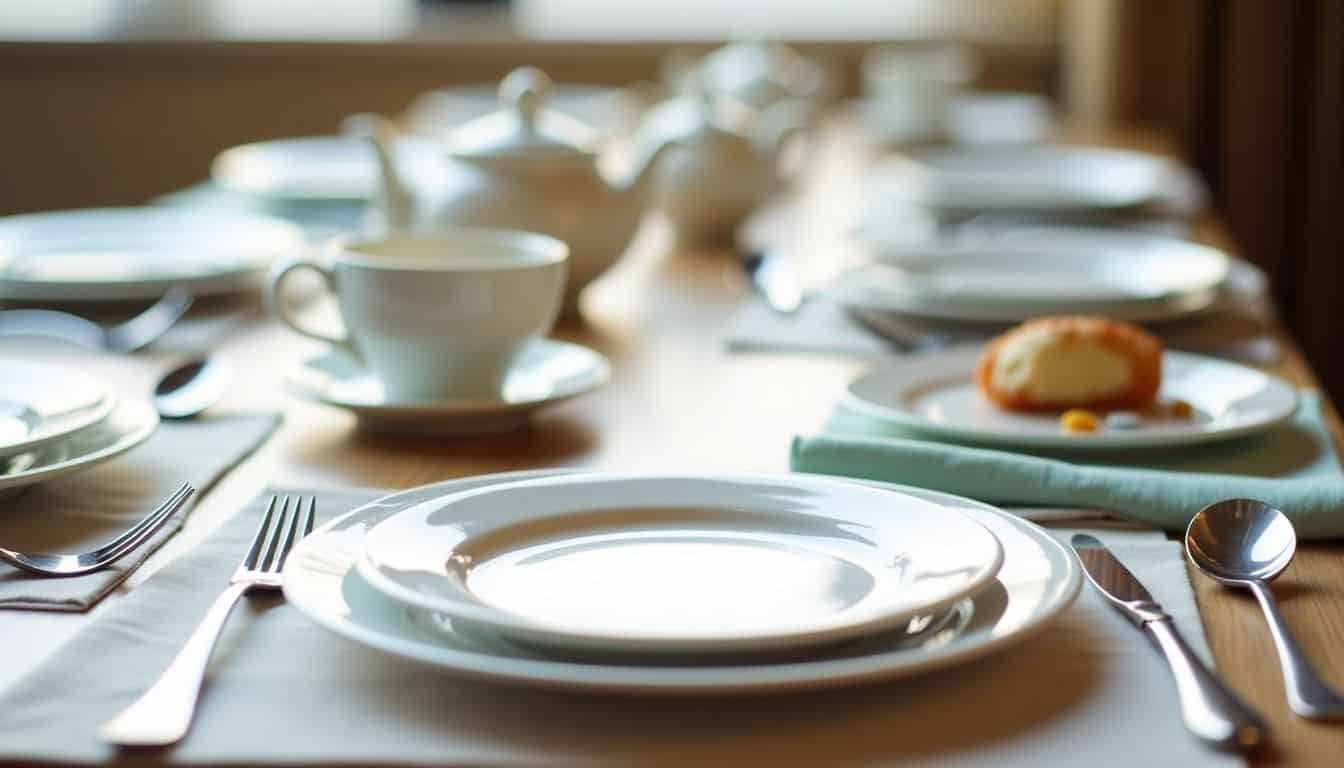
[871,146,1172,212]
[211,135,442,202]
[0,359,115,458]
[357,472,1003,655]
[405,84,641,142]
[0,396,157,492]
[285,470,1080,695]
[844,346,1300,450]
[825,234,1230,325]
[0,208,306,301]
[284,339,610,436]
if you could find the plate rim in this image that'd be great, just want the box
[355,470,1005,654]
[842,346,1301,450]
[0,397,159,491]
[282,469,1082,695]
[0,359,117,457]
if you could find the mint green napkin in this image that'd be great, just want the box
[792,391,1344,538]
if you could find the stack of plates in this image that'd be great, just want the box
[0,208,305,301]
[0,360,157,493]
[284,470,1081,694]
[828,228,1234,326]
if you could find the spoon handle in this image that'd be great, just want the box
[1143,617,1268,749]
[1247,580,1344,720]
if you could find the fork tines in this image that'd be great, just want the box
[242,496,316,575]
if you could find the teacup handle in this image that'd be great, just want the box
[265,256,360,360]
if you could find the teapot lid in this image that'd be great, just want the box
[446,67,600,159]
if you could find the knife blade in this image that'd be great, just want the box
[1071,534,1268,751]
[741,249,803,314]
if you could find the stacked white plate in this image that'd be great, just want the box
[869,146,1174,214]
[827,228,1235,326]
[283,470,1082,695]
[0,359,157,492]
[0,208,306,301]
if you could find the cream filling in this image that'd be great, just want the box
[991,330,1133,403]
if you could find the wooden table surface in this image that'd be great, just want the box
[4,117,1343,765]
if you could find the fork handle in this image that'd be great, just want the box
[100,582,251,746]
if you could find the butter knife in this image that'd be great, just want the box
[1071,534,1268,750]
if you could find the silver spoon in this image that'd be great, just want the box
[153,356,232,420]
[1186,499,1344,720]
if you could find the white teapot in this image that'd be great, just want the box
[672,42,829,113]
[644,84,811,246]
[355,67,681,315]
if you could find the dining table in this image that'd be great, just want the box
[2,115,1343,767]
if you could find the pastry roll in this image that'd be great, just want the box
[976,316,1162,412]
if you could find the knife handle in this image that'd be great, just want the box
[1144,617,1268,750]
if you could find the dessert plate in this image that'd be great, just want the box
[871,146,1171,212]
[357,472,1003,654]
[284,470,1081,695]
[0,396,157,493]
[825,234,1230,324]
[0,208,306,300]
[844,346,1299,449]
[0,359,115,458]
[211,135,441,202]
[283,339,610,435]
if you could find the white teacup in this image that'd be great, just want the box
[266,228,567,401]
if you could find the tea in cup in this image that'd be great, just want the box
[266,228,567,401]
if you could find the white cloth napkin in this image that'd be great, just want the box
[0,487,1243,767]
[0,414,279,611]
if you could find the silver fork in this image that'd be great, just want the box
[100,495,316,747]
[0,286,194,352]
[0,483,194,576]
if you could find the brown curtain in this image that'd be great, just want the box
[1071,0,1343,403]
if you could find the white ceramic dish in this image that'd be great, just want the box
[211,135,442,202]
[871,146,1171,212]
[0,396,158,493]
[827,231,1230,324]
[283,339,610,435]
[284,470,1081,695]
[357,472,1003,654]
[844,346,1300,450]
[0,208,306,301]
[0,359,115,458]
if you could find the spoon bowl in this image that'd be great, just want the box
[1186,498,1344,720]
[1186,498,1297,584]
[153,356,232,420]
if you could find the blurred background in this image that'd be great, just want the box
[0,0,1339,401]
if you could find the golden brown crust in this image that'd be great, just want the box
[976,316,1162,412]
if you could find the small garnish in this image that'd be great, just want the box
[1168,399,1195,419]
[1061,409,1100,433]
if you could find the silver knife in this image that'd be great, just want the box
[741,249,803,314]
[1071,534,1268,750]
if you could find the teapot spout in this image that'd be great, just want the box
[341,113,414,233]
[618,134,683,207]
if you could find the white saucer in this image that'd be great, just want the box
[0,359,115,458]
[844,346,1300,450]
[284,340,610,435]
[871,146,1172,212]
[285,470,1081,696]
[357,472,1003,655]
[0,397,158,493]
[0,208,306,301]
